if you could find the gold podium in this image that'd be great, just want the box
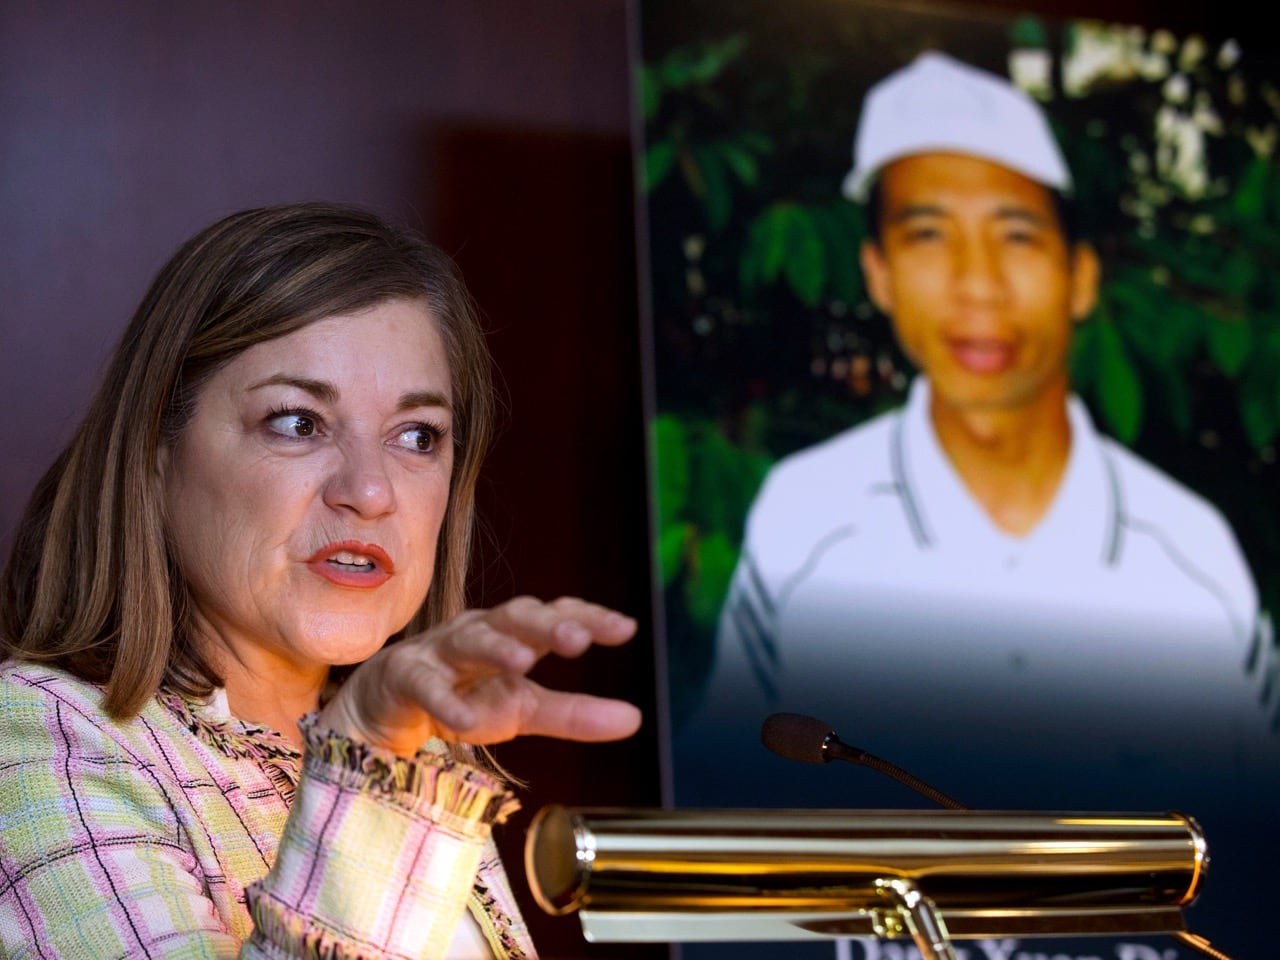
[525,807,1214,960]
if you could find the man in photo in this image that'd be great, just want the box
[672,46,1275,960]
[698,51,1270,803]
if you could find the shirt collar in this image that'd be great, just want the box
[895,376,1119,562]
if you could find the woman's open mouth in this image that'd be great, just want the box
[306,541,394,588]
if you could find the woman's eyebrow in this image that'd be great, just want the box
[247,374,337,403]
[246,377,451,413]
[398,390,452,414]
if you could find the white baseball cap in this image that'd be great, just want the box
[842,51,1072,201]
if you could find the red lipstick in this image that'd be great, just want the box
[306,540,395,588]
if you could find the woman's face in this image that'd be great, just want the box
[161,298,454,678]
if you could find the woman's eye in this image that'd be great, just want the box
[266,412,319,438]
[393,426,439,453]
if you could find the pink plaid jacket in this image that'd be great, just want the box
[0,661,537,959]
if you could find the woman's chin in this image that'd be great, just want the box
[294,616,397,668]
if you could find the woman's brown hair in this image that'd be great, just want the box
[1,202,493,719]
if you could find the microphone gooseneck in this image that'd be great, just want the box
[760,712,969,811]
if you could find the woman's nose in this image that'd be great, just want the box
[322,441,396,518]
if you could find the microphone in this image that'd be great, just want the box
[761,712,968,810]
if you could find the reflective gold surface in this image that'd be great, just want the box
[524,807,1206,943]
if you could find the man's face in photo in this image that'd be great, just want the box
[860,153,1099,417]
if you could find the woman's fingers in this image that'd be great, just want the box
[393,654,478,734]
[515,687,643,742]
[322,596,642,754]
[403,670,642,745]
[430,616,539,674]
[483,596,637,659]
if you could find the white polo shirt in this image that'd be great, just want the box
[702,376,1272,798]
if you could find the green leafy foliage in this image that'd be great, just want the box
[1009,15,1048,48]
[1096,315,1144,444]
[1207,315,1252,379]
[643,141,677,193]
[1239,332,1280,449]
[739,203,826,304]
[650,414,773,630]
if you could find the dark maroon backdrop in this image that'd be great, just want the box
[0,2,1261,958]
[0,4,658,956]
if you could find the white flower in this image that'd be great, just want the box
[1009,48,1053,100]
[1192,91,1223,134]
[1155,105,1209,198]
[1164,73,1190,104]
[1152,30,1178,55]
[1218,39,1242,70]
[1179,35,1208,72]
[1245,124,1276,158]
[1063,21,1144,96]
[1140,51,1170,82]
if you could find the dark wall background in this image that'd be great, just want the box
[0,2,1263,959]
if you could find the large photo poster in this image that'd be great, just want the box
[636,1,1280,958]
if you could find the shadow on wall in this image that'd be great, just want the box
[425,121,666,960]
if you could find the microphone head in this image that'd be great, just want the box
[760,712,836,765]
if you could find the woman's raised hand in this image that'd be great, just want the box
[318,596,642,756]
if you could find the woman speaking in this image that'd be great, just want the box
[0,202,642,959]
